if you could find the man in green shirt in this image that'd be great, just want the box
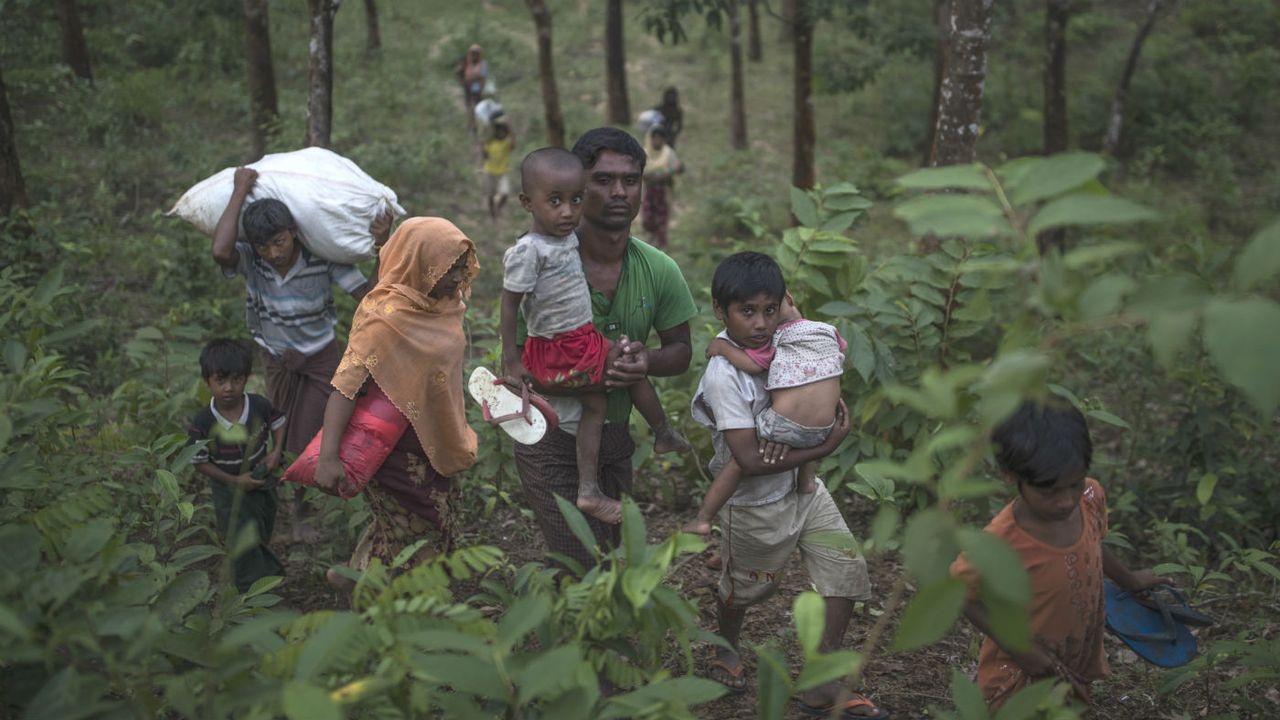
[515,127,697,569]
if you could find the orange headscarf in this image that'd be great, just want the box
[331,218,480,476]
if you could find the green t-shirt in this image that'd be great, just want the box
[519,237,698,432]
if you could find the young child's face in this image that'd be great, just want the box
[206,372,248,411]
[520,165,585,237]
[1016,469,1087,524]
[715,292,783,350]
[254,229,301,275]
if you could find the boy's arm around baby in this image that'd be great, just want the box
[721,399,850,476]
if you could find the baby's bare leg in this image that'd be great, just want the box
[629,378,690,454]
[682,458,743,535]
[575,392,621,524]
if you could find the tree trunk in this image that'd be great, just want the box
[526,0,566,147]
[929,0,994,166]
[923,0,949,165]
[306,0,340,149]
[728,0,749,149]
[792,0,815,192]
[605,0,630,124]
[1104,0,1167,155]
[779,0,796,43]
[0,65,27,214]
[364,0,381,52]
[1039,0,1071,254]
[1043,0,1070,155]
[747,0,762,61]
[56,0,93,84]
[243,0,279,160]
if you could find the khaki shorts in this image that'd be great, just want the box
[484,173,511,199]
[718,481,870,607]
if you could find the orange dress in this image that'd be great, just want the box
[950,479,1109,708]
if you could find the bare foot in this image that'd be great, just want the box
[291,520,323,544]
[652,424,692,454]
[682,518,712,535]
[704,551,723,571]
[577,493,622,524]
[325,567,356,592]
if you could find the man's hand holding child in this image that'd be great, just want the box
[231,472,265,491]
[605,335,649,388]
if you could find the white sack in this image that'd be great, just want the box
[168,147,406,265]
[474,98,505,126]
[636,108,664,136]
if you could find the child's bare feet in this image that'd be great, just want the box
[577,492,623,524]
[653,423,692,454]
[682,518,712,535]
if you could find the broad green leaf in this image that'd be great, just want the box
[894,194,1012,239]
[414,630,491,655]
[155,570,209,623]
[984,594,1032,653]
[3,340,26,373]
[816,300,860,317]
[794,650,861,691]
[0,603,29,639]
[31,266,65,305]
[412,653,507,697]
[514,644,583,704]
[993,678,1058,720]
[902,508,957,583]
[1026,194,1158,236]
[974,351,1050,425]
[1196,472,1218,506]
[821,210,861,233]
[848,325,875,383]
[293,612,362,681]
[1009,152,1106,206]
[897,163,991,191]
[601,677,728,718]
[824,195,873,212]
[169,544,223,570]
[870,506,900,550]
[65,518,115,563]
[1127,273,1211,315]
[497,595,550,650]
[1202,298,1280,416]
[825,181,861,196]
[620,496,647,565]
[1147,310,1198,369]
[553,494,599,557]
[134,326,165,341]
[1087,409,1131,430]
[791,186,819,227]
[282,681,341,720]
[1233,220,1280,291]
[1061,241,1142,270]
[951,670,990,720]
[622,565,663,609]
[754,644,792,720]
[957,529,1030,605]
[889,577,966,651]
[793,592,825,657]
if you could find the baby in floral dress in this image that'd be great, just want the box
[684,293,847,535]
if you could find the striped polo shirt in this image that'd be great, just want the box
[226,241,367,357]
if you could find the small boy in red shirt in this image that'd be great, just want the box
[951,400,1171,708]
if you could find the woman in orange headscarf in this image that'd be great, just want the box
[315,218,479,584]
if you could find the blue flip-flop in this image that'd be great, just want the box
[1104,580,1198,668]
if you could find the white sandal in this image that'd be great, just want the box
[467,367,559,445]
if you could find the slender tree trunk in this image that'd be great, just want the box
[1039,0,1071,254]
[1105,0,1167,155]
[526,0,566,147]
[923,0,949,165]
[728,0,749,149]
[0,65,27,214]
[306,0,340,149]
[929,0,994,166]
[779,0,796,43]
[792,0,815,192]
[747,0,762,61]
[605,0,630,124]
[363,0,381,52]
[56,0,93,85]
[1043,0,1070,155]
[243,0,279,160]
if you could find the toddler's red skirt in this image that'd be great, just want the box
[523,322,611,388]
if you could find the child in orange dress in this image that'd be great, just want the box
[951,401,1171,708]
